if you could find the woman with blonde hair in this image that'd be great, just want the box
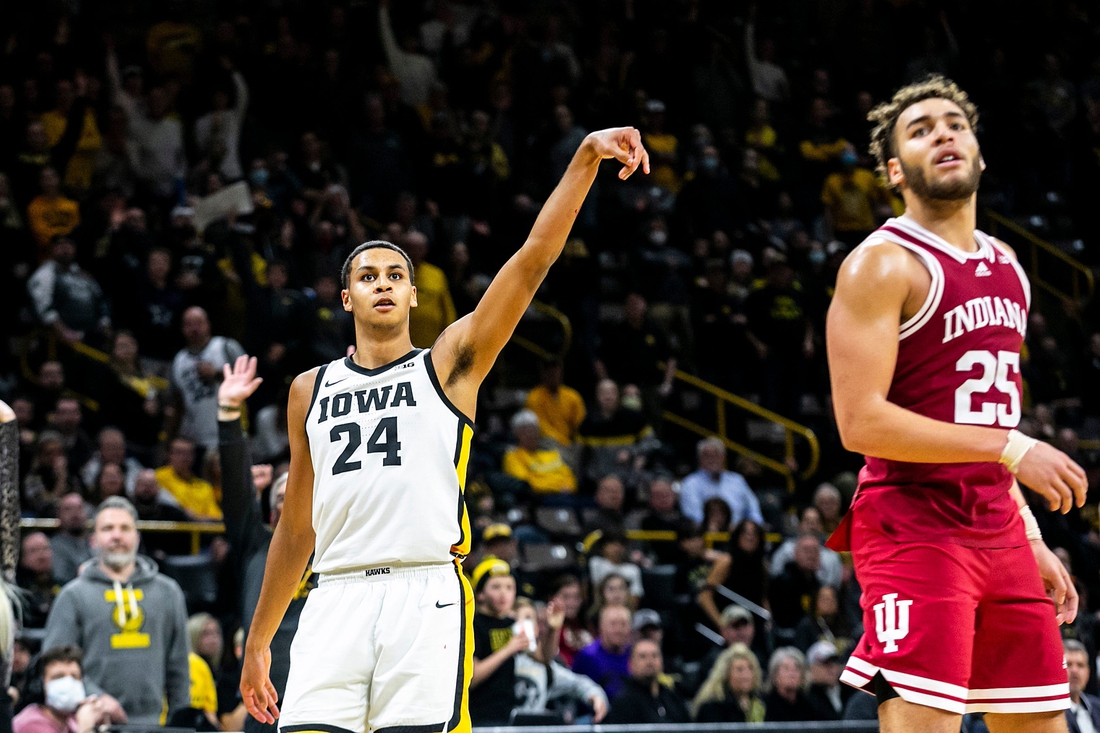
[691,643,765,723]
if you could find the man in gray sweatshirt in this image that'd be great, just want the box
[43,496,190,724]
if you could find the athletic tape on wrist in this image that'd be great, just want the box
[999,429,1037,474]
[1020,504,1043,543]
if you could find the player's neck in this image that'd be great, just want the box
[351,327,416,370]
[901,195,978,253]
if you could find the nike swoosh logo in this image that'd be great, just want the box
[325,376,350,388]
[435,601,455,608]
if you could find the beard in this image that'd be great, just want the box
[99,546,137,570]
[900,154,982,201]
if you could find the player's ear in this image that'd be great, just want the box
[410,285,418,309]
[341,289,353,313]
[887,157,905,189]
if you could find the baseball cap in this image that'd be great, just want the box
[471,558,512,595]
[632,608,662,631]
[807,640,841,665]
[482,523,513,543]
[720,604,753,627]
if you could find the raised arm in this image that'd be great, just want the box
[432,128,649,412]
[217,357,266,559]
[827,240,1085,511]
[240,368,318,724]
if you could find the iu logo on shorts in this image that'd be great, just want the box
[874,593,913,654]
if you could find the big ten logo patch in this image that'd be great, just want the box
[489,626,514,653]
[105,588,149,649]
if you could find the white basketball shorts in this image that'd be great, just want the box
[279,561,474,733]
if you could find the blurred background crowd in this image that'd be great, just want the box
[4,0,1100,729]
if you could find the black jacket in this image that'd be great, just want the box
[605,678,691,725]
[1067,693,1100,733]
[763,689,817,722]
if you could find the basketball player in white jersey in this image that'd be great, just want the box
[239,127,649,733]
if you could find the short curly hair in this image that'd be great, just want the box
[868,75,980,190]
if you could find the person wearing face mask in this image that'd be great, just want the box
[42,497,190,725]
[12,646,125,733]
[820,143,895,247]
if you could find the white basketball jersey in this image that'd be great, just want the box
[303,349,473,574]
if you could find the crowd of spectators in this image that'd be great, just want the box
[5,0,1100,729]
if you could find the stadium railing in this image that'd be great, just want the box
[21,521,781,558]
[22,518,223,555]
[984,209,1094,306]
[509,302,820,493]
[659,365,820,494]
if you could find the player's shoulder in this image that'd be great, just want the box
[289,365,326,413]
[839,231,923,283]
[982,233,1017,260]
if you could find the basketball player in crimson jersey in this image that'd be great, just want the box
[826,76,1088,733]
[238,128,648,733]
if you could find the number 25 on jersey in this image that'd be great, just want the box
[954,350,1020,427]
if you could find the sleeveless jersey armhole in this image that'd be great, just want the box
[880,237,945,340]
[304,364,328,428]
[423,350,475,425]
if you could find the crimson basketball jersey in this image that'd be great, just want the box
[847,216,1031,548]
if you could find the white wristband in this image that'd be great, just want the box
[1020,504,1042,543]
[999,429,1037,474]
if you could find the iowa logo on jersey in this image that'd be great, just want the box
[316,382,417,424]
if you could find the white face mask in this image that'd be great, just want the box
[45,675,86,714]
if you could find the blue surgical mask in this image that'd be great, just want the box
[809,250,826,266]
[250,168,269,188]
[840,150,858,166]
[701,156,719,174]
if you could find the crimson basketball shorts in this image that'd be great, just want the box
[842,515,1069,714]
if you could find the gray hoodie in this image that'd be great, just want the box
[43,555,190,724]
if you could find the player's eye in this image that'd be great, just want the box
[363,273,374,281]
[950,123,963,130]
[913,128,928,137]
[390,273,402,280]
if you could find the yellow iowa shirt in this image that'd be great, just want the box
[408,262,457,348]
[189,653,218,713]
[525,385,586,445]
[154,467,223,520]
[821,168,885,232]
[502,447,577,494]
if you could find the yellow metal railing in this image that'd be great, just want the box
[625,529,783,547]
[21,520,778,557]
[508,302,820,492]
[18,330,169,414]
[985,210,1094,305]
[511,300,573,361]
[22,518,225,555]
[662,367,820,493]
